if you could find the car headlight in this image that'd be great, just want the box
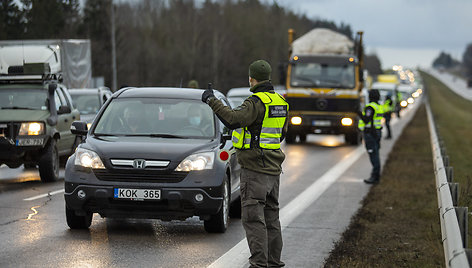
[175,152,214,171]
[74,148,105,169]
[19,122,44,135]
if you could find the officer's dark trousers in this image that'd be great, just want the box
[363,129,381,180]
[240,168,284,268]
[384,113,392,138]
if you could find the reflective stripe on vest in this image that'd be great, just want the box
[358,102,383,131]
[231,92,288,149]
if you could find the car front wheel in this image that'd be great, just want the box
[66,205,92,229]
[39,139,59,182]
[204,176,230,233]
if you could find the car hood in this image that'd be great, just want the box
[84,136,218,167]
[0,110,50,122]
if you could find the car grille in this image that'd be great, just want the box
[0,122,20,139]
[93,169,188,183]
[287,97,359,112]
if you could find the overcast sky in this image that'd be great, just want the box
[274,0,472,69]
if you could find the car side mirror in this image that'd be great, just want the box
[220,133,232,149]
[58,105,71,114]
[71,121,88,136]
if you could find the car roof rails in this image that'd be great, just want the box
[0,62,62,85]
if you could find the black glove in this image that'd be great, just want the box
[201,83,215,104]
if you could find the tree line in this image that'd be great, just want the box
[432,46,472,79]
[1,0,386,92]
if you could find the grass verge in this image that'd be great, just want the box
[421,71,472,244]
[324,104,443,267]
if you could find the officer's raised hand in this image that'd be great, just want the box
[201,83,215,104]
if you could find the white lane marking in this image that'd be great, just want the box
[23,189,64,201]
[208,146,365,268]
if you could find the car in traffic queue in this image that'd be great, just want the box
[65,87,241,233]
[0,64,81,182]
[68,87,112,130]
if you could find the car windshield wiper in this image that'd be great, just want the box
[94,133,117,136]
[123,133,187,139]
[1,106,35,110]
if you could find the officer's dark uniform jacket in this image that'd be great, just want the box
[207,81,288,176]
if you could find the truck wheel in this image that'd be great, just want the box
[39,139,59,182]
[229,196,242,219]
[285,133,296,144]
[298,134,307,143]
[204,176,230,233]
[66,205,92,229]
[345,132,361,145]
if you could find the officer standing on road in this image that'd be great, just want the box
[201,60,288,268]
[394,87,402,118]
[383,94,393,139]
[358,89,383,184]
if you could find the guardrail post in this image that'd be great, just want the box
[449,183,459,206]
[443,155,449,167]
[446,166,454,182]
[455,207,468,248]
[466,249,472,265]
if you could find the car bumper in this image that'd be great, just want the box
[64,183,223,220]
[288,114,358,135]
[0,136,47,164]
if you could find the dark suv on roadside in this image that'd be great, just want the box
[65,87,241,233]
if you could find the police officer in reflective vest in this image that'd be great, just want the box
[358,89,383,184]
[202,60,288,268]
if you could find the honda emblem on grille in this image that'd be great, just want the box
[133,159,146,169]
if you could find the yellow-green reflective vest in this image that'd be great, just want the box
[383,99,393,113]
[232,92,288,150]
[358,102,384,131]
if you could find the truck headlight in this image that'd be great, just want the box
[19,122,44,135]
[291,116,302,125]
[74,148,105,169]
[175,152,214,171]
[341,117,353,126]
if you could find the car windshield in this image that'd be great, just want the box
[0,88,48,110]
[290,62,355,89]
[71,94,101,115]
[94,98,215,138]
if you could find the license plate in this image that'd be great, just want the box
[114,188,161,200]
[312,120,331,127]
[16,138,44,146]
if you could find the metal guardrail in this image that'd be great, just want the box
[426,101,470,267]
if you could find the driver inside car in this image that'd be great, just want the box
[180,104,213,136]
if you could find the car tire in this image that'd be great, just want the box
[229,196,242,219]
[39,139,59,182]
[204,176,230,233]
[66,205,92,229]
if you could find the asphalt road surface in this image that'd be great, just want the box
[0,100,420,268]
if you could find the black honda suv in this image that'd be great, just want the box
[65,87,241,233]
